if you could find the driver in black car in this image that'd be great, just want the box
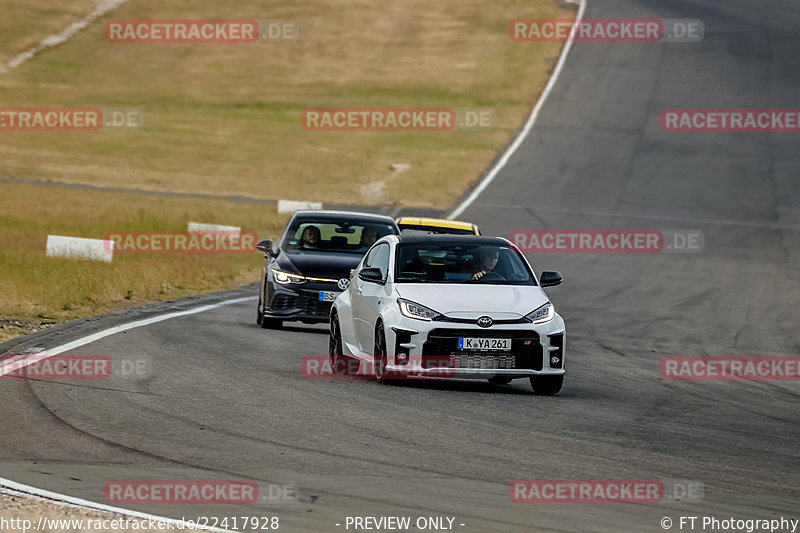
[470,248,500,280]
[356,226,379,251]
[299,225,322,249]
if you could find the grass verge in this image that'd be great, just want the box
[0,182,287,343]
[0,0,573,208]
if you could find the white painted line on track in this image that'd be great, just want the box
[1,296,257,371]
[0,295,258,531]
[447,0,587,220]
[0,477,235,533]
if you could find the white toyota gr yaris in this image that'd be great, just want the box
[329,234,566,394]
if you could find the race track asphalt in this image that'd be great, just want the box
[2,0,799,531]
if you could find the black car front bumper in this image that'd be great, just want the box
[264,282,341,324]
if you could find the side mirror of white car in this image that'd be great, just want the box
[358,267,385,284]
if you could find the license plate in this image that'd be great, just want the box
[458,337,511,351]
[318,291,340,302]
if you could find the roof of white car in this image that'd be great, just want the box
[396,234,508,245]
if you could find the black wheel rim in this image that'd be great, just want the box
[329,320,340,360]
[374,328,386,380]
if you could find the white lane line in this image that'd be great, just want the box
[0,0,128,74]
[0,295,256,372]
[0,477,235,533]
[447,0,587,220]
[0,295,257,531]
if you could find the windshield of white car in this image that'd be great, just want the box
[283,219,397,254]
[395,243,536,285]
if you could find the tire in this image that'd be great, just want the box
[530,374,563,395]
[373,324,390,384]
[256,295,263,325]
[329,316,350,374]
[488,376,513,385]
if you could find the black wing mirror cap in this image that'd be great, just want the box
[539,271,563,287]
[257,239,276,256]
[358,267,385,284]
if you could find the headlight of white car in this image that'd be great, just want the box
[398,298,441,321]
[271,269,306,284]
[525,302,554,324]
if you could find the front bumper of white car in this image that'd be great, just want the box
[382,313,566,379]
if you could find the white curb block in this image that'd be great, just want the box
[277,200,323,214]
[46,235,113,263]
[187,222,241,235]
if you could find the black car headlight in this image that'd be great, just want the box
[271,268,307,284]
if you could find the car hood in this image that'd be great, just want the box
[395,284,548,320]
[277,251,361,280]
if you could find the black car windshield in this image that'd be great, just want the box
[283,218,397,254]
[395,243,536,285]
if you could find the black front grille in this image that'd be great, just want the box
[269,291,332,316]
[422,329,542,370]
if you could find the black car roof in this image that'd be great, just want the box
[396,234,507,245]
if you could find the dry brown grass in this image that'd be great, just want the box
[0,0,573,208]
[0,182,287,341]
[0,0,95,65]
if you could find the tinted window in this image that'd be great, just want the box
[395,243,534,285]
[363,245,380,267]
[282,217,397,254]
[367,243,390,279]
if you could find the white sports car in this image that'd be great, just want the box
[329,234,566,394]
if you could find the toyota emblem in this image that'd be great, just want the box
[337,278,350,290]
[477,316,493,328]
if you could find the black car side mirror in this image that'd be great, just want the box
[358,267,385,284]
[540,271,563,287]
[257,239,276,257]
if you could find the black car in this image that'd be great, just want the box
[256,210,400,328]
